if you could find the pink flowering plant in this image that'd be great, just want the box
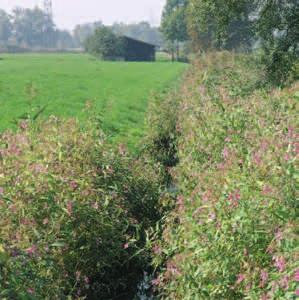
[0,118,163,299]
[147,53,298,299]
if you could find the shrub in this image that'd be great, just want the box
[84,26,124,59]
[150,52,298,299]
[0,117,163,299]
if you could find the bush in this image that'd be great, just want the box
[150,52,298,299]
[84,26,124,59]
[0,117,163,299]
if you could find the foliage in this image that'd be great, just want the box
[73,21,103,47]
[149,52,298,299]
[0,7,76,50]
[186,0,299,83]
[0,53,187,149]
[187,0,255,51]
[0,117,166,299]
[161,0,189,60]
[84,26,125,58]
[0,9,12,44]
[12,7,56,48]
[257,0,299,84]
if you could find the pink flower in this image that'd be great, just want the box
[166,261,180,275]
[252,152,262,166]
[43,218,49,225]
[222,147,229,160]
[9,204,17,212]
[208,212,216,221]
[236,274,245,284]
[280,275,289,290]
[260,293,269,300]
[153,244,162,255]
[19,120,28,130]
[228,190,241,207]
[295,289,299,297]
[261,185,273,196]
[26,245,37,256]
[0,187,4,195]
[151,278,161,286]
[27,288,34,295]
[275,228,283,241]
[260,270,269,287]
[84,276,90,284]
[66,201,73,216]
[92,202,99,210]
[75,271,81,281]
[123,243,129,249]
[202,191,211,202]
[294,269,299,282]
[273,256,286,272]
[284,153,291,161]
[69,181,78,190]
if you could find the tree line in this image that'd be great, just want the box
[0,7,164,51]
[161,0,299,83]
[0,7,75,49]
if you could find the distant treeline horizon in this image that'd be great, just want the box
[0,6,165,51]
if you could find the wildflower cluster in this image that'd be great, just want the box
[149,52,298,299]
[0,118,163,299]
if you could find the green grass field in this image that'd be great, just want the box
[0,53,186,148]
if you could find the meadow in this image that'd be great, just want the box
[0,53,186,148]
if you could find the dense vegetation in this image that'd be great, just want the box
[84,27,125,59]
[0,54,186,148]
[161,0,299,83]
[146,52,298,299]
[1,1,298,299]
[0,118,166,298]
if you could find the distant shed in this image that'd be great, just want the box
[122,36,156,62]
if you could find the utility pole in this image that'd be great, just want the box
[43,0,53,18]
[42,0,53,48]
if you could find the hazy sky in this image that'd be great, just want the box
[0,0,166,30]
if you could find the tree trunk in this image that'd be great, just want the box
[171,42,175,62]
[176,42,180,61]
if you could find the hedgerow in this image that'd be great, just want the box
[0,117,164,299]
[149,52,298,299]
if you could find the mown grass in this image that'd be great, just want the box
[0,53,187,148]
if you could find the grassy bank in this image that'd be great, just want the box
[0,53,187,148]
[146,52,298,299]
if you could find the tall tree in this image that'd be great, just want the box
[256,0,299,83]
[187,0,255,51]
[161,0,188,60]
[186,0,299,83]
[84,26,124,58]
[73,22,102,47]
[0,9,12,44]
[12,7,56,48]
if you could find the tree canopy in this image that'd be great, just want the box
[84,26,124,59]
[161,0,299,83]
[161,0,189,60]
[0,9,12,43]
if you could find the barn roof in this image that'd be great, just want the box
[122,36,157,48]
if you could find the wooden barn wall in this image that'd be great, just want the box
[123,38,155,62]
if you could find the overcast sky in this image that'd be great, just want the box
[0,0,166,30]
